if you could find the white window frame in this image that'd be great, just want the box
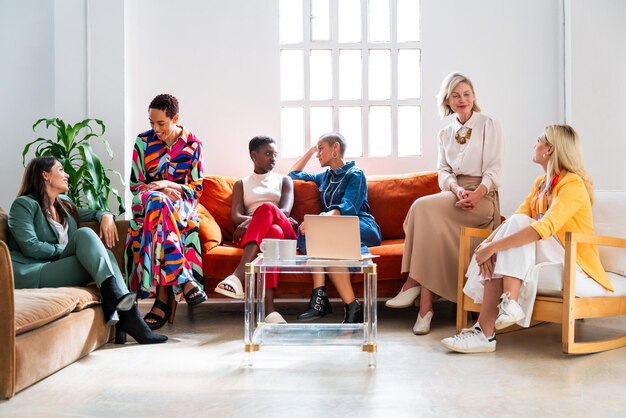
[279,0,422,157]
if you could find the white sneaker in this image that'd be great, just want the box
[495,292,525,330]
[265,311,287,324]
[412,311,433,335]
[385,286,421,308]
[441,325,496,353]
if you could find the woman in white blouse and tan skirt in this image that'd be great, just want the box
[386,72,504,335]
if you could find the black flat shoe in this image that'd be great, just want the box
[184,283,208,307]
[143,299,172,331]
[297,286,332,321]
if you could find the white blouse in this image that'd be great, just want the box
[437,112,504,193]
[48,218,69,246]
[242,172,283,216]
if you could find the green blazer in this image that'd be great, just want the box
[8,195,109,288]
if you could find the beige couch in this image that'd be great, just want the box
[0,208,129,399]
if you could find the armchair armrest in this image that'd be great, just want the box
[0,241,16,398]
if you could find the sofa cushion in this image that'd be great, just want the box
[367,172,440,240]
[0,207,8,243]
[198,204,223,252]
[199,175,238,241]
[291,180,323,223]
[14,290,78,335]
[36,285,102,311]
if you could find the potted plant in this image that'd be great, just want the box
[22,118,125,214]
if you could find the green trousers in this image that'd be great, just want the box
[38,228,128,292]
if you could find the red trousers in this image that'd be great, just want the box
[240,202,297,288]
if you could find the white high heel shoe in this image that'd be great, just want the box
[413,311,433,335]
[385,286,421,308]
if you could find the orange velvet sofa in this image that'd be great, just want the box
[197,172,440,299]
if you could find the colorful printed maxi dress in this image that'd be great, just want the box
[124,126,204,296]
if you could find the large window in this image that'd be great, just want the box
[279,0,421,158]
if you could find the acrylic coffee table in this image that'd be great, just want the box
[243,255,378,367]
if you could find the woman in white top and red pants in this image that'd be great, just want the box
[386,73,505,335]
[215,136,298,323]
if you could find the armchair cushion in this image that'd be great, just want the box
[198,175,238,241]
[595,223,626,276]
[197,204,222,253]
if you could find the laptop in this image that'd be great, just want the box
[304,215,368,260]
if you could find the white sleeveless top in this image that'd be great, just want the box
[49,218,69,246]
[242,172,283,216]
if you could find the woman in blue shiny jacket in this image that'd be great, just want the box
[289,132,381,323]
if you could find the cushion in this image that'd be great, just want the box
[35,285,102,311]
[14,290,78,335]
[199,175,238,241]
[367,172,440,240]
[0,207,8,243]
[290,180,323,223]
[594,223,626,276]
[198,204,223,252]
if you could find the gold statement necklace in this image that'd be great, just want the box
[455,126,472,144]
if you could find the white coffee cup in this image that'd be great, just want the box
[278,239,297,261]
[260,238,281,261]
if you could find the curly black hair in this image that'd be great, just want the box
[149,94,179,119]
[249,136,275,152]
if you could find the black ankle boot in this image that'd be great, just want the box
[297,286,332,321]
[100,276,136,326]
[115,303,168,344]
[343,300,363,323]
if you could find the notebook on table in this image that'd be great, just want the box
[304,214,372,260]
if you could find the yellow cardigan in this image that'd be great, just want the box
[515,172,613,291]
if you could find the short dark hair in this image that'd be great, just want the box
[249,136,275,152]
[319,132,347,156]
[149,94,179,119]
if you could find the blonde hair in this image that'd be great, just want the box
[436,72,481,119]
[544,124,594,204]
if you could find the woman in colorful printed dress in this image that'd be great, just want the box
[289,132,382,323]
[214,136,298,324]
[125,94,207,330]
[442,125,612,353]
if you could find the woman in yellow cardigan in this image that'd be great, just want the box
[442,124,612,353]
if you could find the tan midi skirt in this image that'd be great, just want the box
[401,176,500,302]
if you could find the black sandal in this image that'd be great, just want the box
[184,283,208,307]
[143,299,172,330]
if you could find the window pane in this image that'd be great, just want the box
[311,0,330,41]
[281,107,305,157]
[339,50,362,100]
[398,106,421,156]
[369,106,391,156]
[279,0,303,43]
[397,0,420,42]
[310,107,333,146]
[368,0,390,42]
[368,49,390,100]
[398,49,421,99]
[280,50,303,100]
[339,107,362,157]
[310,50,332,100]
[338,0,361,42]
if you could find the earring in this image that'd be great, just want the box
[331,151,338,159]
[542,153,546,158]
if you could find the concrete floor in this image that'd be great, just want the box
[2,299,626,418]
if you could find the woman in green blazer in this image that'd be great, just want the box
[8,156,166,344]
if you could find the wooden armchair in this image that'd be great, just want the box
[456,196,626,354]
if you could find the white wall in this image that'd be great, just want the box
[569,0,626,191]
[2,0,624,218]
[0,0,55,209]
